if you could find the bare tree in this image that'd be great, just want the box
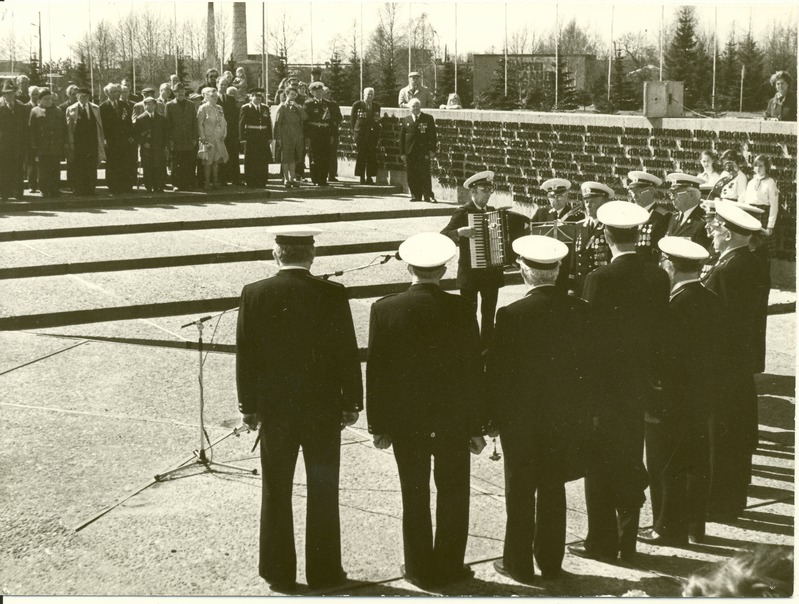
[269,9,304,64]
[214,5,232,70]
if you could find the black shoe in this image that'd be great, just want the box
[567,543,615,563]
[438,564,474,586]
[689,522,706,544]
[410,197,423,202]
[308,571,348,590]
[400,564,436,591]
[365,177,375,184]
[266,579,297,593]
[493,560,535,584]
[359,177,366,184]
[329,177,338,182]
[637,528,687,547]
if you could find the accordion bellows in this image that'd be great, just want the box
[468,209,514,269]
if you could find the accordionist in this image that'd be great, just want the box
[441,170,506,351]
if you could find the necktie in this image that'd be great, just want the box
[677,211,683,225]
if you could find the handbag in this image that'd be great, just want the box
[197,142,210,161]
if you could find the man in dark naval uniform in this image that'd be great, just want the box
[626,170,672,263]
[99,83,136,194]
[441,170,505,350]
[664,173,710,249]
[236,227,362,593]
[571,181,613,298]
[639,237,722,547]
[0,80,28,200]
[487,235,592,584]
[304,81,336,186]
[350,87,381,184]
[238,88,272,188]
[400,97,437,202]
[135,96,169,193]
[366,232,486,591]
[702,201,769,521]
[568,201,670,564]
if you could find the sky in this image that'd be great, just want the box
[0,0,796,67]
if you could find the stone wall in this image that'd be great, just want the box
[335,108,797,261]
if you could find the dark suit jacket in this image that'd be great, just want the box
[29,106,66,157]
[441,200,505,290]
[399,112,436,157]
[134,111,169,153]
[665,204,710,249]
[99,99,134,147]
[366,283,484,438]
[703,246,769,374]
[0,100,28,159]
[165,98,198,151]
[350,100,381,141]
[236,269,363,425]
[218,92,239,142]
[486,286,592,481]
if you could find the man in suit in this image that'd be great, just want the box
[166,82,198,191]
[399,98,437,202]
[236,227,362,593]
[322,86,343,182]
[29,88,67,198]
[664,173,710,249]
[487,235,592,584]
[135,96,169,193]
[398,71,435,108]
[132,87,156,122]
[66,87,105,196]
[626,170,672,263]
[441,170,505,350]
[639,237,722,547]
[367,232,486,591]
[568,201,670,563]
[702,201,769,521]
[0,80,28,200]
[351,87,380,184]
[155,83,171,116]
[304,82,337,187]
[23,86,40,193]
[99,83,136,194]
[57,84,79,192]
[238,88,272,188]
[220,85,242,185]
[570,181,613,298]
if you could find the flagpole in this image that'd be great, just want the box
[607,5,614,101]
[47,7,53,88]
[309,3,314,69]
[659,5,664,80]
[88,0,95,99]
[711,5,717,110]
[261,1,266,91]
[504,2,508,97]
[408,3,412,74]
[174,2,178,75]
[454,3,458,95]
[555,3,559,109]
[359,3,364,93]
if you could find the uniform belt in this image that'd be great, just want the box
[308,122,330,127]
[245,125,270,130]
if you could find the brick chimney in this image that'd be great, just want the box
[232,2,247,63]
[206,2,217,68]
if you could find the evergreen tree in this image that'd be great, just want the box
[177,58,190,86]
[664,6,703,106]
[609,45,635,109]
[717,32,739,110]
[436,60,455,107]
[324,51,349,103]
[762,21,797,84]
[692,33,715,110]
[484,57,520,109]
[25,55,42,86]
[738,32,767,112]
[73,56,90,88]
[555,54,578,109]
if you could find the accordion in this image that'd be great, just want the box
[468,209,514,269]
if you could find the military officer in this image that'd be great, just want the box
[571,181,613,297]
[398,71,435,108]
[441,170,505,350]
[304,81,336,186]
[366,232,486,591]
[322,85,343,182]
[487,235,592,584]
[568,201,670,563]
[350,88,381,184]
[135,96,169,193]
[664,173,710,249]
[400,98,437,202]
[65,87,105,196]
[0,80,28,200]
[638,237,722,547]
[237,227,362,593]
[238,88,272,188]
[626,170,671,263]
[702,201,769,521]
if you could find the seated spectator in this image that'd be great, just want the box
[682,546,793,597]
[764,71,796,122]
[439,92,463,110]
[697,149,721,188]
[709,149,748,201]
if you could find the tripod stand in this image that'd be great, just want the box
[154,316,257,481]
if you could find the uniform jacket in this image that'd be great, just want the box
[238,102,272,142]
[350,100,381,140]
[303,97,338,136]
[134,111,169,153]
[0,98,29,159]
[529,204,585,292]
[65,101,106,161]
[99,99,134,147]
[703,246,769,374]
[28,105,66,157]
[236,269,363,424]
[665,204,710,248]
[165,98,198,151]
[486,285,592,481]
[399,112,436,157]
[636,204,672,262]
[441,200,506,290]
[572,219,611,295]
[366,283,484,438]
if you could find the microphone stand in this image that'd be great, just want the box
[319,252,399,280]
[154,315,258,481]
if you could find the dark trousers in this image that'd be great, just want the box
[243,142,271,188]
[222,136,241,184]
[126,144,139,188]
[502,452,566,578]
[0,154,25,199]
[259,419,343,588]
[73,152,98,195]
[308,132,331,185]
[25,149,38,191]
[106,142,134,193]
[460,285,499,350]
[141,148,167,192]
[354,136,378,179]
[171,149,196,190]
[328,135,339,178]
[37,155,62,197]
[407,152,432,199]
[393,433,470,585]
[584,472,641,558]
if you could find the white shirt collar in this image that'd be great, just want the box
[611,250,637,260]
[279,265,310,272]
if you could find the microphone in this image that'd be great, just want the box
[181,315,214,329]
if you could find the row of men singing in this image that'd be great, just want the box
[234,169,769,591]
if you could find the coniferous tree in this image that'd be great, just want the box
[324,52,349,104]
[484,57,520,109]
[177,58,190,86]
[738,32,767,112]
[25,55,42,86]
[73,56,90,87]
[717,33,739,110]
[555,54,578,109]
[664,6,703,107]
[436,60,455,107]
[610,45,635,109]
[762,21,798,84]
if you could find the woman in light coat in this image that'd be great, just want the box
[197,87,228,189]
[272,87,306,188]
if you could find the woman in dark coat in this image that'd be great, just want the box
[764,71,796,122]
